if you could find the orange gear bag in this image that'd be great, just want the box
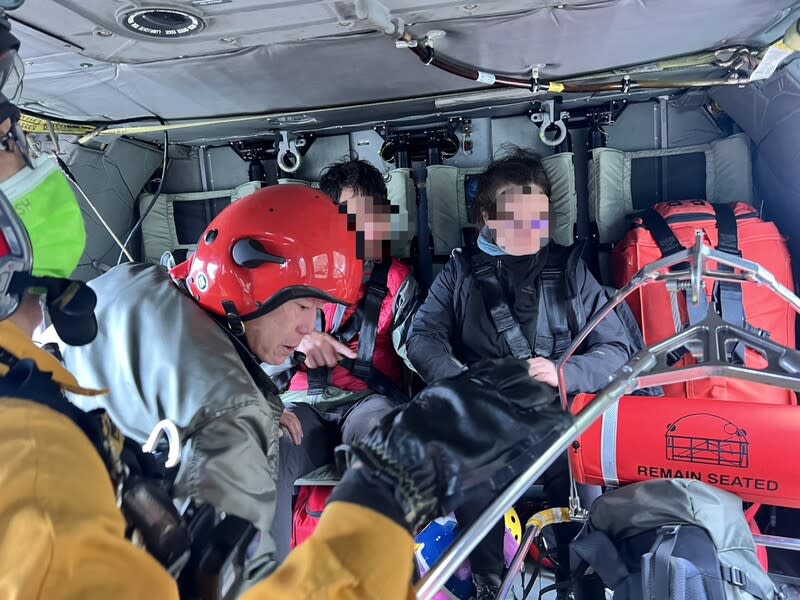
[610,200,795,404]
[569,393,800,508]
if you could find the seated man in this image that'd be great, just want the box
[62,183,364,584]
[272,158,421,560]
[407,148,633,599]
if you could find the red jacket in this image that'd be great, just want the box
[289,259,413,393]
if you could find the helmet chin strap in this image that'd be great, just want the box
[221,299,245,337]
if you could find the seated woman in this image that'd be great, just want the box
[406,148,632,599]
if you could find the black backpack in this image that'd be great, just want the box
[570,479,779,600]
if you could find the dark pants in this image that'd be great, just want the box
[455,452,578,582]
[271,394,397,561]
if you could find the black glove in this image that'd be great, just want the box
[333,358,573,532]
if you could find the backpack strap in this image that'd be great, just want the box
[569,530,631,590]
[470,254,533,360]
[642,525,682,600]
[719,563,774,600]
[712,203,746,361]
[641,208,686,260]
[642,523,776,600]
[639,207,737,363]
[639,210,707,328]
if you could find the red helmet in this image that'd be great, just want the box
[169,184,363,324]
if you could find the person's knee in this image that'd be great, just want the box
[341,394,396,444]
[277,435,301,480]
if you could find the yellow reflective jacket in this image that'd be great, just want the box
[0,320,414,599]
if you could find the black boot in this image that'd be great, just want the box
[473,573,501,600]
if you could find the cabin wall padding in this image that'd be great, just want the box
[710,58,800,286]
[67,138,163,280]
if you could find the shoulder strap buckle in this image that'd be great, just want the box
[721,564,747,588]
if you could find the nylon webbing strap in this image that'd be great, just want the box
[338,356,406,403]
[471,256,533,360]
[712,204,746,363]
[642,206,744,362]
[537,245,591,363]
[350,260,390,382]
[720,563,771,600]
[646,526,681,600]
[685,285,709,327]
[539,268,573,357]
[713,203,740,256]
[0,347,119,485]
[307,261,406,403]
[641,209,685,260]
[0,347,18,368]
[306,310,328,397]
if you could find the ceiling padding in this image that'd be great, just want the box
[10,0,800,121]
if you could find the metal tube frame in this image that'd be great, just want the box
[752,534,800,552]
[497,509,573,600]
[497,527,537,600]
[416,352,656,599]
[417,239,800,599]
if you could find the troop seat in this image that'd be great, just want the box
[139,180,261,264]
[425,152,579,257]
[588,133,754,282]
[294,464,340,487]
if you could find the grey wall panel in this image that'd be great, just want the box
[601,97,723,151]
[291,134,351,181]
[68,138,162,280]
[491,115,555,157]
[667,97,724,147]
[604,102,661,151]
[444,118,492,168]
[205,146,251,191]
[712,59,800,274]
[161,150,204,194]
[349,130,394,173]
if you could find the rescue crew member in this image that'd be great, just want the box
[0,106,571,596]
[407,148,632,598]
[61,181,365,582]
[273,158,421,560]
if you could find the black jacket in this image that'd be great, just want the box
[407,245,631,394]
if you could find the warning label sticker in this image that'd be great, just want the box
[636,465,779,491]
[18,114,96,136]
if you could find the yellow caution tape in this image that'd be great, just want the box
[18,113,97,136]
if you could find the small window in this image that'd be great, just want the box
[463,173,483,223]
[173,197,231,245]
[630,152,706,209]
